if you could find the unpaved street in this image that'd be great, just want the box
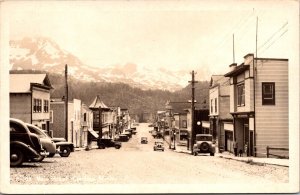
[10,123,288,184]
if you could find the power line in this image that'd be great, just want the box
[260,28,288,55]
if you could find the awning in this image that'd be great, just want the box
[88,128,99,139]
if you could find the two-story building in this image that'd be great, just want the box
[81,103,94,148]
[10,73,53,131]
[224,53,288,157]
[209,75,233,152]
[50,98,82,147]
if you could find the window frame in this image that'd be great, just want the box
[237,83,245,106]
[215,98,217,113]
[262,82,275,105]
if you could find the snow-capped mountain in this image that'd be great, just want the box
[10,37,191,91]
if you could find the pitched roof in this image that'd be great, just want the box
[10,73,52,93]
[210,75,230,88]
[89,95,109,109]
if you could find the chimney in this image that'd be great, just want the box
[229,63,237,71]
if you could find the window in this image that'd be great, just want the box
[84,113,87,122]
[215,98,217,113]
[33,98,42,112]
[44,100,49,112]
[182,120,187,128]
[262,82,275,105]
[210,99,213,114]
[237,84,245,106]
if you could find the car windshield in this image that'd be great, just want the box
[27,125,49,138]
[196,135,212,141]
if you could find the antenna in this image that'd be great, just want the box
[233,34,235,63]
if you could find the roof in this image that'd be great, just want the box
[10,73,52,93]
[210,75,229,88]
[224,64,250,77]
[89,95,109,110]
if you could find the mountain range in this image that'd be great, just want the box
[10,37,195,91]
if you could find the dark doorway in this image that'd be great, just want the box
[249,131,254,156]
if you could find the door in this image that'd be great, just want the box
[244,123,249,156]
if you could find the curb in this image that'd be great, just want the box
[217,155,289,167]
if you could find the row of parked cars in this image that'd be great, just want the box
[10,118,75,167]
[96,127,138,149]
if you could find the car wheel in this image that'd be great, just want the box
[98,144,105,149]
[193,152,197,156]
[210,152,215,156]
[48,153,55,157]
[32,155,45,162]
[115,145,121,149]
[59,147,71,157]
[10,148,24,167]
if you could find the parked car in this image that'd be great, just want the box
[123,132,132,138]
[153,141,164,151]
[41,130,74,157]
[26,124,56,162]
[193,134,215,156]
[10,118,47,166]
[114,134,129,142]
[125,129,133,135]
[141,137,148,144]
[97,138,121,149]
[131,127,137,135]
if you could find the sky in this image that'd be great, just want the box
[2,0,298,79]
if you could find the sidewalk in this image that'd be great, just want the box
[171,144,289,167]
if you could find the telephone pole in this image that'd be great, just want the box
[64,64,68,141]
[189,70,198,154]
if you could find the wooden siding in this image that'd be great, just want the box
[255,59,289,157]
[209,87,219,116]
[10,93,31,123]
[229,84,235,113]
[219,96,231,119]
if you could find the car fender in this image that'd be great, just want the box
[10,141,40,158]
[55,142,74,152]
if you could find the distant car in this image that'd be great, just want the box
[141,137,148,144]
[125,129,133,135]
[26,124,56,162]
[115,135,129,142]
[131,127,137,135]
[123,132,132,138]
[10,118,47,166]
[132,123,139,126]
[97,138,121,149]
[153,141,164,151]
[193,134,215,156]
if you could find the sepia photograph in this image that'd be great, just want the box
[0,0,299,193]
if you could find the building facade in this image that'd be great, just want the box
[10,73,52,131]
[209,75,233,152]
[224,53,288,157]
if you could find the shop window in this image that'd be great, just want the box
[237,83,245,106]
[262,82,275,105]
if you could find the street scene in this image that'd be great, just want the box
[1,0,299,194]
[10,123,288,184]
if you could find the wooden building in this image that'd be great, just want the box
[224,53,288,157]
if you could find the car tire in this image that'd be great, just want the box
[194,152,197,156]
[10,148,24,167]
[32,155,45,162]
[115,145,121,149]
[98,144,105,149]
[48,153,55,157]
[210,152,215,156]
[59,147,71,157]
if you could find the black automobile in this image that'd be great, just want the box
[10,118,47,166]
[114,135,129,142]
[131,127,137,135]
[141,137,148,144]
[97,138,121,149]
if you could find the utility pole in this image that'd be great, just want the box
[189,70,198,154]
[64,64,68,141]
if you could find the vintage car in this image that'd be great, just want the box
[123,132,132,139]
[131,127,137,135]
[193,134,216,156]
[114,134,129,142]
[41,130,74,157]
[10,118,47,166]
[153,141,164,151]
[141,137,148,144]
[97,138,121,149]
[26,123,56,161]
